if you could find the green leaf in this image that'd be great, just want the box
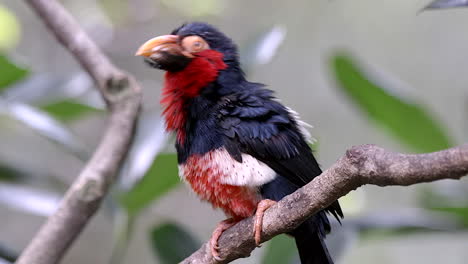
[150,222,200,264]
[119,154,180,216]
[41,99,102,122]
[0,55,28,91]
[331,53,453,153]
[262,235,297,264]
[430,207,468,227]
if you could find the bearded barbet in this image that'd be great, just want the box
[136,22,343,264]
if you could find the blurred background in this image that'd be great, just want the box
[1,0,468,263]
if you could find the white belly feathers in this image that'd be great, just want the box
[178,147,277,187]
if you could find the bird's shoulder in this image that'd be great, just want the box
[215,83,321,183]
[216,83,300,141]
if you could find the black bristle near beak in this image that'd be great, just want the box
[144,57,162,69]
[143,51,192,72]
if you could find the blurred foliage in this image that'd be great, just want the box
[119,154,180,216]
[419,185,468,228]
[359,227,439,241]
[331,53,453,153]
[160,0,224,17]
[0,165,21,182]
[109,117,170,264]
[41,99,102,122]
[0,5,20,51]
[0,182,60,217]
[108,211,136,264]
[97,0,129,25]
[0,57,94,159]
[240,25,286,73]
[0,55,28,91]
[0,243,17,263]
[150,222,201,264]
[430,207,468,227]
[425,0,468,10]
[117,114,168,191]
[262,235,297,264]
[3,101,91,161]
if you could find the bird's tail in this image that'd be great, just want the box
[293,220,334,264]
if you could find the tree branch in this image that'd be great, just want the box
[182,144,468,264]
[16,1,142,264]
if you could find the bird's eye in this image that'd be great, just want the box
[181,36,209,53]
[193,41,202,49]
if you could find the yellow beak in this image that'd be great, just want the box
[135,35,179,57]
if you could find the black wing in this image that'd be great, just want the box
[218,85,343,220]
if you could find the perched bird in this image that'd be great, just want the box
[136,22,343,264]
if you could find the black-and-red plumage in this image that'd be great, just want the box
[138,22,343,264]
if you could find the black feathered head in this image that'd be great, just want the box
[136,22,240,72]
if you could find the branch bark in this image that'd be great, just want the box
[16,1,142,264]
[182,144,468,264]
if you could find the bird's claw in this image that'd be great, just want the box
[209,218,237,261]
[253,199,277,246]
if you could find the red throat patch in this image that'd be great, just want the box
[160,49,227,143]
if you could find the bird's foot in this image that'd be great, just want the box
[253,199,277,246]
[210,218,237,261]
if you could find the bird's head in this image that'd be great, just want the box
[135,23,242,142]
[135,22,239,73]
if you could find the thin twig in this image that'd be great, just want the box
[16,0,142,264]
[182,144,468,264]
